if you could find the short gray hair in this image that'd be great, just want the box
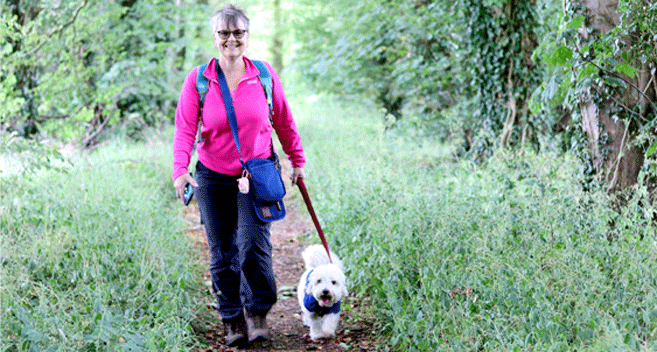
[210,4,250,33]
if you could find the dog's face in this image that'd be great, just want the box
[305,264,348,307]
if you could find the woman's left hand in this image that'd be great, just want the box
[291,167,305,186]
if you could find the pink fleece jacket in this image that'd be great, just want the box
[172,57,305,180]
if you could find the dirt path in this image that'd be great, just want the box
[183,187,377,352]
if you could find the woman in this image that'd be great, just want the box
[172,4,306,347]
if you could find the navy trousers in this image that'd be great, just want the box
[194,161,277,320]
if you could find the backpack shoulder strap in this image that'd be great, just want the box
[196,63,209,109]
[194,63,209,144]
[251,60,274,126]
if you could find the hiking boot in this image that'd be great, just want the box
[245,310,271,343]
[223,314,248,348]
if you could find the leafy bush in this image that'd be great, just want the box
[0,132,203,351]
[0,0,209,146]
[293,0,466,130]
[296,97,657,351]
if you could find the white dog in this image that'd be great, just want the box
[297,244,348,340]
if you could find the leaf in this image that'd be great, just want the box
[551,46,573,66]
[542,75,559,101]
[577,63,598,81]
[580,63,598,76]
[615,62,636,78]
[566,16,584,30]
[646,142,657,158]
[605,76,627,88]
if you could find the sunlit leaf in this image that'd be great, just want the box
[577,63,598,81]
[566,16,585,29]
[551,46,573,66]
[646,142,657,158]
[615,62,636,78]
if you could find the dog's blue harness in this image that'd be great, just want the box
[303,269,341,316]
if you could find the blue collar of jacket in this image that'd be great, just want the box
[303,269,341,316]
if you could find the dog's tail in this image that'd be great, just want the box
[302,244,343,270]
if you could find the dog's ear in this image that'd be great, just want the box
[337,272,348,297]
[305,274,315,295]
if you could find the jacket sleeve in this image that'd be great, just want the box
[266,62,306,169]
[172,67,200,180]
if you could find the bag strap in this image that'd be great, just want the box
[198,59,276,169]
[195,60,272,137]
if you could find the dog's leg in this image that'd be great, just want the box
[301,310,312,327]
[321,313,340,338]
[308,314,325,341]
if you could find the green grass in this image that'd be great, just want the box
[0,132,202,351]
[293,96,657,351]
[3,97,657,351]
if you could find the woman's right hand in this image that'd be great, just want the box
[174,173,199,204]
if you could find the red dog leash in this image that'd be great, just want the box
[296,178,332,263]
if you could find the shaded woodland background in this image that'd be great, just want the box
[2,0,656,201]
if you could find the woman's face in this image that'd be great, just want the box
[213,19,249,62]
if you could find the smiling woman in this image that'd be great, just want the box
[211,6,250,90]
[171,3,308,348]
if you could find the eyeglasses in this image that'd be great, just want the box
[216,29,248,39]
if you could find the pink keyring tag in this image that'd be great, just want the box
[238,170,250,194]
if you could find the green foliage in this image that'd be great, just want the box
[293,0,466,132]
[0,0,209,145]
[535,0,657,184]
[294,0,551,154]
[297,99,657,351]
[463,0,545,154]
[0,132,203,351]
[0,131,71,175]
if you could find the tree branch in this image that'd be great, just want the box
[607,93,649,122]
[644,74,654,99]
[500,59,516,148]
[23,0,89,57]
[574,45,657,113]
[607,119,630,193]
[651,66,657,103]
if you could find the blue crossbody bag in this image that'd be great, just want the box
[215,61,286,222]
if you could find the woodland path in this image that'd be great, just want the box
[182,181,378,352]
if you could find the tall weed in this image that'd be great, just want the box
[0,132,201,351]
[294,97,657,351]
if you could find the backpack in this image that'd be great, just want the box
[194,59,273,143]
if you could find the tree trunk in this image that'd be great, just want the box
[271,0,284,78]
[174,0,186,72]
[579,0,654,196]
[8,0,41,137]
